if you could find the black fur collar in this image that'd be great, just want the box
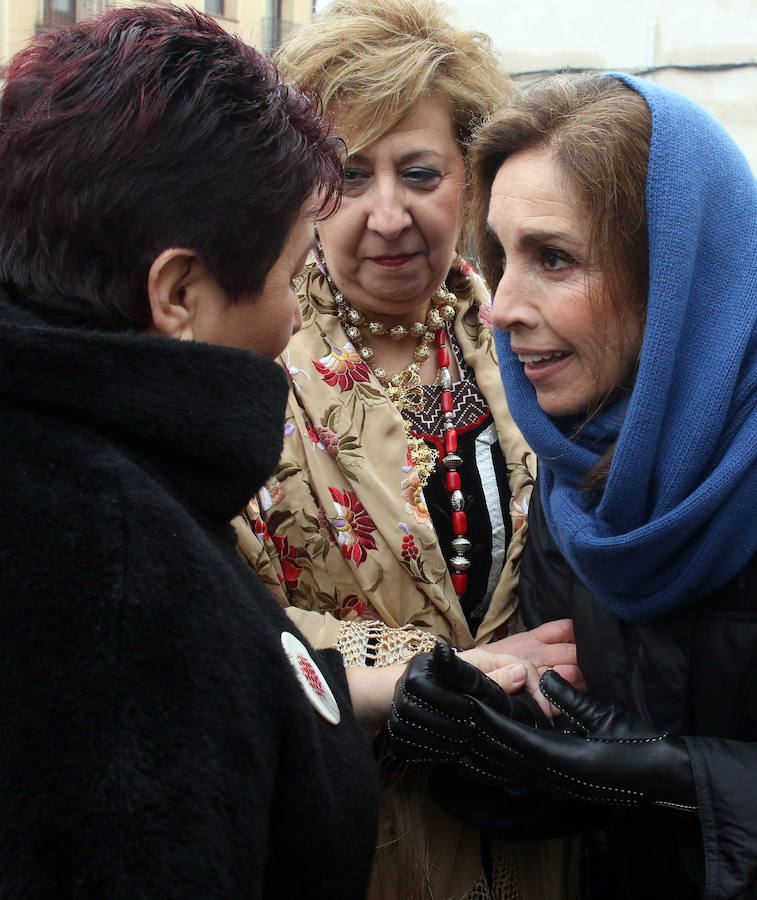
[0,291,288,521]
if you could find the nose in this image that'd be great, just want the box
[366,177,412,240]
[491,263,538,333]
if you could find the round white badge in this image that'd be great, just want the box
[280,631,341,725]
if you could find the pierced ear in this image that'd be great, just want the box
[147,249,199,340]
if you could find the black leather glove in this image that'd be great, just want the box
[389,645,608,839]
[388,642,551,765]
[500,669,698,813]
[389,647,698,816]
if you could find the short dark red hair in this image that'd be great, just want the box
[0,5,342,329]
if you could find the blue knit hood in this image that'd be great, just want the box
[496,74,757,622]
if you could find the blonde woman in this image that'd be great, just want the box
[235,1,581,897]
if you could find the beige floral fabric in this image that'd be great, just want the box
[236,258,535,650]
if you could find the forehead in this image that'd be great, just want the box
[488,147,585,232]
[334,94,458,158]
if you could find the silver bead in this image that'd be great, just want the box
[442,452,462,470]
[450,555,471,573]
[450,490,464,510]
[438,369,452,390]
[451,536,472,555]
[443,411,455,424]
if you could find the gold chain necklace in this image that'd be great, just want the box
[315,243,472,595]
[316,240,457,412]
[316,241,457,493]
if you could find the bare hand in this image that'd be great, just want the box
[459,619,585,692]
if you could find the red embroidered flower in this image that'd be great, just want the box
[272,534,302,590]
[401,472,431,525]
[313,342,371,392]
[328,487,378,565]
[305,421,338,456]
[314,425,338,456]
[334,594,367,621]
[305,420,323,447]
[245,499,271,541]
[401,534,419,561]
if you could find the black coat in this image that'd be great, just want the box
[0,292,378,898]
[520,481,757,900]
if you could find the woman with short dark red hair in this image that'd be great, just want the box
[0,7,378,897]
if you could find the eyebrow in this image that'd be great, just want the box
[347,149,444,166]
[485,225,578,247]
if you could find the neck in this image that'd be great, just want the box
[316,243,457,391]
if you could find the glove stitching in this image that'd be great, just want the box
[539,680,582,729]
[398,683,471,725]
[583,734,667,745]
[470,735,646,802]
[386,721,459,762]
[540,681,669,744]
[654,799,697,812]
[390,698,472,744]
[455,758,641,806]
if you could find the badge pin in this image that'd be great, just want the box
[281,631,341,725]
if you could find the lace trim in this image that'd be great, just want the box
[336,619,439,667]
[465,844,522,900]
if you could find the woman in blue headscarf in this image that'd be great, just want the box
[388,74,757,898]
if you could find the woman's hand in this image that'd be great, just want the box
[459,619,585,691]
[346,618,582,736]
[345,641,549,736]
[346,663,409,738]
[388,644,552,761]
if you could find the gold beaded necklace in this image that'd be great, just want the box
[315,242,471,597]
[316,239,456,413]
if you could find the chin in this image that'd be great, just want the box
[535,394,588,419]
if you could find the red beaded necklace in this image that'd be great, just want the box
[436,328,471,596]
[316,244,471,598]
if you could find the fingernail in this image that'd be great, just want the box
[507,663,526,687]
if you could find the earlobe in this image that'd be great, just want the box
[147,249,198,340]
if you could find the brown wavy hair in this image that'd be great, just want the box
[470,74,652,488]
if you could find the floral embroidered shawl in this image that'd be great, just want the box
[237,259,534,649]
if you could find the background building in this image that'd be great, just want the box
[0,0,314,65]
[315,0,756,174]
[485,0,757,174]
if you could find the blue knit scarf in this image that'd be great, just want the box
[496,74,757,622]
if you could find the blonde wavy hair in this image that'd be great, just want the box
[274,0,515,158]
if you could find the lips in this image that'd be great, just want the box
[370,253,417,268]
[512,348,573,385]
[516,350,569,365]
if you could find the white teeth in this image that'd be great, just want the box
[517,351,566,364]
